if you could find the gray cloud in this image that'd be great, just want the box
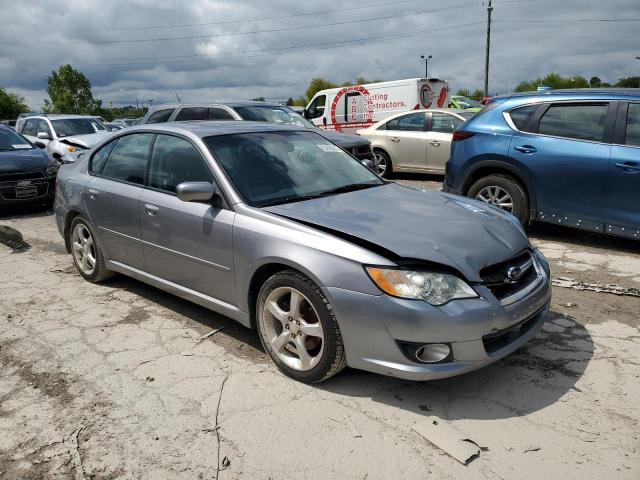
[1,0,638,109]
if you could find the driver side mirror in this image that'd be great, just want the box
[176,181,216,202]
[37,132,51,140]
[302,109,309,119]
[34,141,46,149]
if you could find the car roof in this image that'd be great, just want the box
[19,114,99,121]
[125,120,307,138]
[494,88,640,102]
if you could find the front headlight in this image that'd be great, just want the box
[66,145,78,152]
[366,267,478,305]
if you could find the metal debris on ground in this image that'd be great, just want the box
[196,327,227,344]
[412,416,484,465]
[553,277,640,298]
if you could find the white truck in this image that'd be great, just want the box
[303,78,450,133]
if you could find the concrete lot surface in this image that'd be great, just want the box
[1,178,638,479]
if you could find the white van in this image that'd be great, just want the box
[303,78,450,133]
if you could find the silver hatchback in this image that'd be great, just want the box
[55,122,551,383]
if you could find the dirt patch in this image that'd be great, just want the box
[0,341,76,405]
[117,306,151,325]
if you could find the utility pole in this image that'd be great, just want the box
[484,0,493,97]
[636,56,640,87]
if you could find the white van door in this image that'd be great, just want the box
[306,94,328,128]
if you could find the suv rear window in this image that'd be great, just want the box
[507,104,538,131]
[625,103,640,147]
[175,107,208,121]
[538,103,608,142]
[146,109,175,124]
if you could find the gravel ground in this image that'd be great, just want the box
[0,178,638,480]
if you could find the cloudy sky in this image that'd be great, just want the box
[1,0,638,109]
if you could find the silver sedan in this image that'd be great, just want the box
[55,121,550,383]
[357,109,475,178]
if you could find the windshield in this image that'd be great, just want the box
[454,96,483,109]
[234,106,316,129]
[205,131,383,207]
[51,118,107,137]
[0,129,34,151]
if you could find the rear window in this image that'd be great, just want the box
[507,104,539,131]
[146,109,175,124]
[175,107,208,121]
[538,103,608,142]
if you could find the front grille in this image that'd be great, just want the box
[0,171,46,184]
[480,250,537,301]
[347,145,373,160]
[0,182,49,200]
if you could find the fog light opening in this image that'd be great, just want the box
[415,343,451,363]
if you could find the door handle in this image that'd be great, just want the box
[430,141,440,147]
[614,162,640,173]
[514,145,537,154]
[145,204,159,216]
[87,188,99,199]
[390,136,400,143]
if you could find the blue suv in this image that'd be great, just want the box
[444,89,640,240]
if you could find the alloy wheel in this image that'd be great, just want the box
[71,223,96,275]
[475,185,514,213]
[374,152,388,176]
[260,286,324,371]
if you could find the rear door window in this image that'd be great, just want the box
[175,107,208,121]
[208,108,235,120]
[146,109,175,124]
[430,113,463,133]
[386,113,425,131]
[625,103,640,147]
[538,103,609,142]
[100,133,153,185]
[89,139,117,175]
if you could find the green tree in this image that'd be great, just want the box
[285,97,294,106]
[43,64,100,114]
[455,88,471,97]
[589,76,602,88]
[614,76,640,88]
[515,73,589,92]
[305,78,338,102]
[0,87,29,119]
[471,88,485,99]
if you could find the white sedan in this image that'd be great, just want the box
[357,109,475,178]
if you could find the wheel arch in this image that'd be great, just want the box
[63,209,83,253]
[246,261,323,330]
[460,160,538,222]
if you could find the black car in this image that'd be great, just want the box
[0,125,58,208]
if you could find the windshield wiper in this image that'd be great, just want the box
[314,182,381,197]
[257,194,321,207]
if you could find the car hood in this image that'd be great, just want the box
[58,132,110,149]
[0,148,52,174]
[314,130,370,149]
[263,183,529,281]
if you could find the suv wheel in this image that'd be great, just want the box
[69,217,113,282]
[468,174,530,224]
[256,270,347,383]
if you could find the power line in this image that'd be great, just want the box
[0,2,481,46]
[68,0,424,32]
[496,18,640,22]
[13,22,486,68]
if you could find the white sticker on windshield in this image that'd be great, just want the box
[12,144,32,149]
[317,144,342,153]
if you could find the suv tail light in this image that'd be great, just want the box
[452,131,475,141]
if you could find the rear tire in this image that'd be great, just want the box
[373,149,392,179]
[468,174,530,225]
[256,270,346,383]
[69,217,114,283]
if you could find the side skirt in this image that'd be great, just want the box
[106,260,251,328]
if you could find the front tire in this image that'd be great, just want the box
[468,174,530,225]
[256,270,346,383]
[69,217,113,282]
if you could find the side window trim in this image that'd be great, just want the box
[613,101,629,146]
[89,137,118,176]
